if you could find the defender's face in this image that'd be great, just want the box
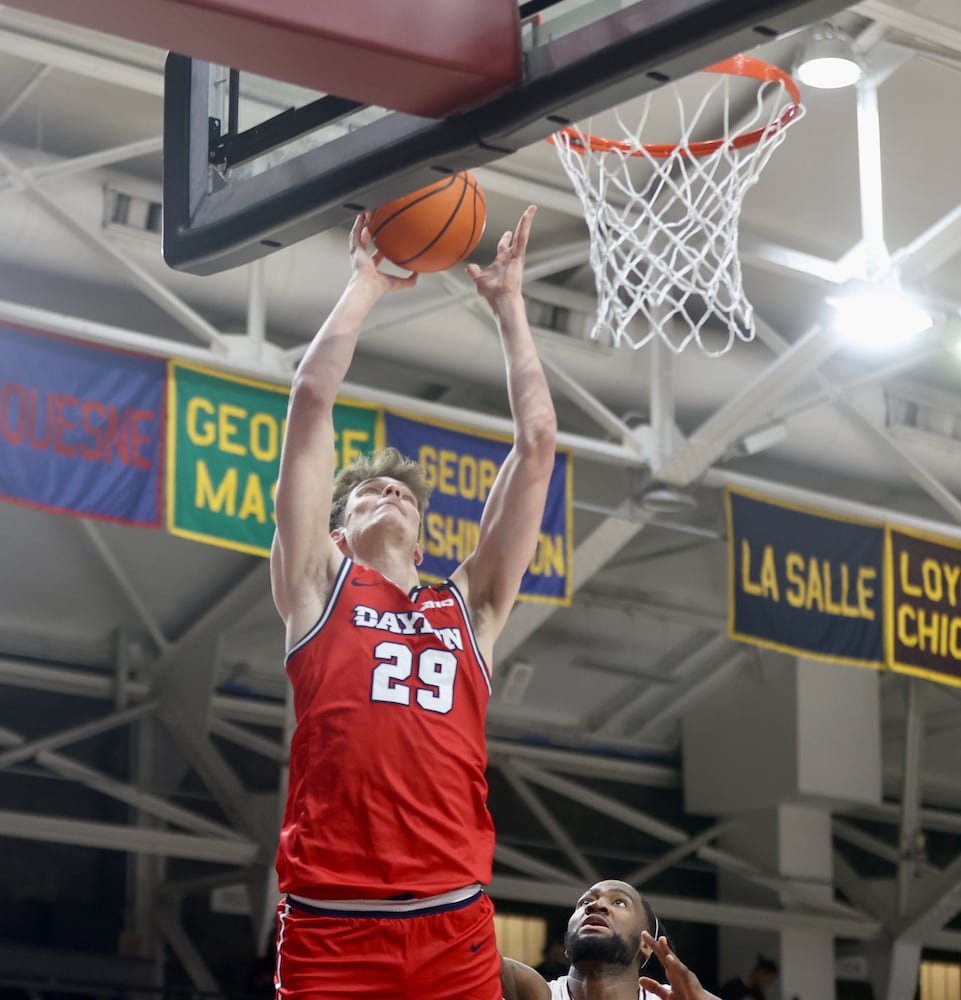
[568,881,645,944]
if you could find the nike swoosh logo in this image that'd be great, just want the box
[350,579,378,587]
[470,942,483,952]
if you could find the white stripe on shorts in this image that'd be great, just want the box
[287,883,481,914]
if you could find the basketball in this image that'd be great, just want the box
[369,171,486,273]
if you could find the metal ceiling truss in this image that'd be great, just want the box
[3,657,961,950]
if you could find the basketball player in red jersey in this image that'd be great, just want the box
[270,204,556,999]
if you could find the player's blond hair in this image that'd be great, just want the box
[329,447,431,530]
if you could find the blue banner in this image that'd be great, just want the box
[727,488,884,666]
[384,411,572,605]
[0,323,165,526]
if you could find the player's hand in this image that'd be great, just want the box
[639,932,718,1000]
[466,205,535,303]
[347,214,418,296]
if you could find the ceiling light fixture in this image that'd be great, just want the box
[827,280,933,351]
[795,24,863,89]
[636,486,698,515]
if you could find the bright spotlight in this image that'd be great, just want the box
[795,25,863,89]
[827,283,933,350]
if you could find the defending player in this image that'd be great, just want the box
[501,880,721,1000]
[270,205,556,998]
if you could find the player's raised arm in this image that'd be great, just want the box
[501,957,552,1000]
[452,206,558,655]
[271,216,417,632]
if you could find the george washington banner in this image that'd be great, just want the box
[384,410,572,605]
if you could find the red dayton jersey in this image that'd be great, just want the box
[276,557,495,899]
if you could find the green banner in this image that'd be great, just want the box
[167,362,380,556]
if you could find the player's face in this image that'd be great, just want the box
[564,881,647,969]
[343,477,421,537]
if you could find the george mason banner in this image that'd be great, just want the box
[167,362,380,555]
[384,410,572,605]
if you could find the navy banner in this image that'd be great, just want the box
[0,323,165,526]
[727,488,884,667]
[384,410,572,605]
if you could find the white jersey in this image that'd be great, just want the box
[548,979,646,999]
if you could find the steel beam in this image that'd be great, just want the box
[35,749,245,839]
[0,148,229,349]
[497,762,599,882]
[627,819,735,887]
[653,323,843,485]
[495,508,647,662]
[0,700,157,771]
[0,808,258,863]
[154,898,221,993]
[0,136,164,196]
[488,876,881,938]
[0,26,163,94]
[495,842,582,885]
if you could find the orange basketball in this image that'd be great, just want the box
[369,171,486,273]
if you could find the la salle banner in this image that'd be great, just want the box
[728,487,961,687]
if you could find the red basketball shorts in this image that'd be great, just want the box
[274,886,502,1000]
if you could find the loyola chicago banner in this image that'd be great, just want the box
[888,525,961,686]
[0,323,165,525]
[167,362,380,555]
[728,486,961,687]
[384,410,572,605]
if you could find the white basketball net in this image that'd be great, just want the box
[552,62,804,354]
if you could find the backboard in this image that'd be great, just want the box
[163,0,852,275]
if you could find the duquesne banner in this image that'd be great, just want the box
[0,323,165,526]
[384,411,573,605]
[728,486,961,688]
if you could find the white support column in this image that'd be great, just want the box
[855,75,889,279]
[778,806,837,1000]
[687,653,885,999]
[649,333,674,471]
[897,680,926,915]
[865,937,922,1000]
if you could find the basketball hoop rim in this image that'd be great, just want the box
[550,54,802,159]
